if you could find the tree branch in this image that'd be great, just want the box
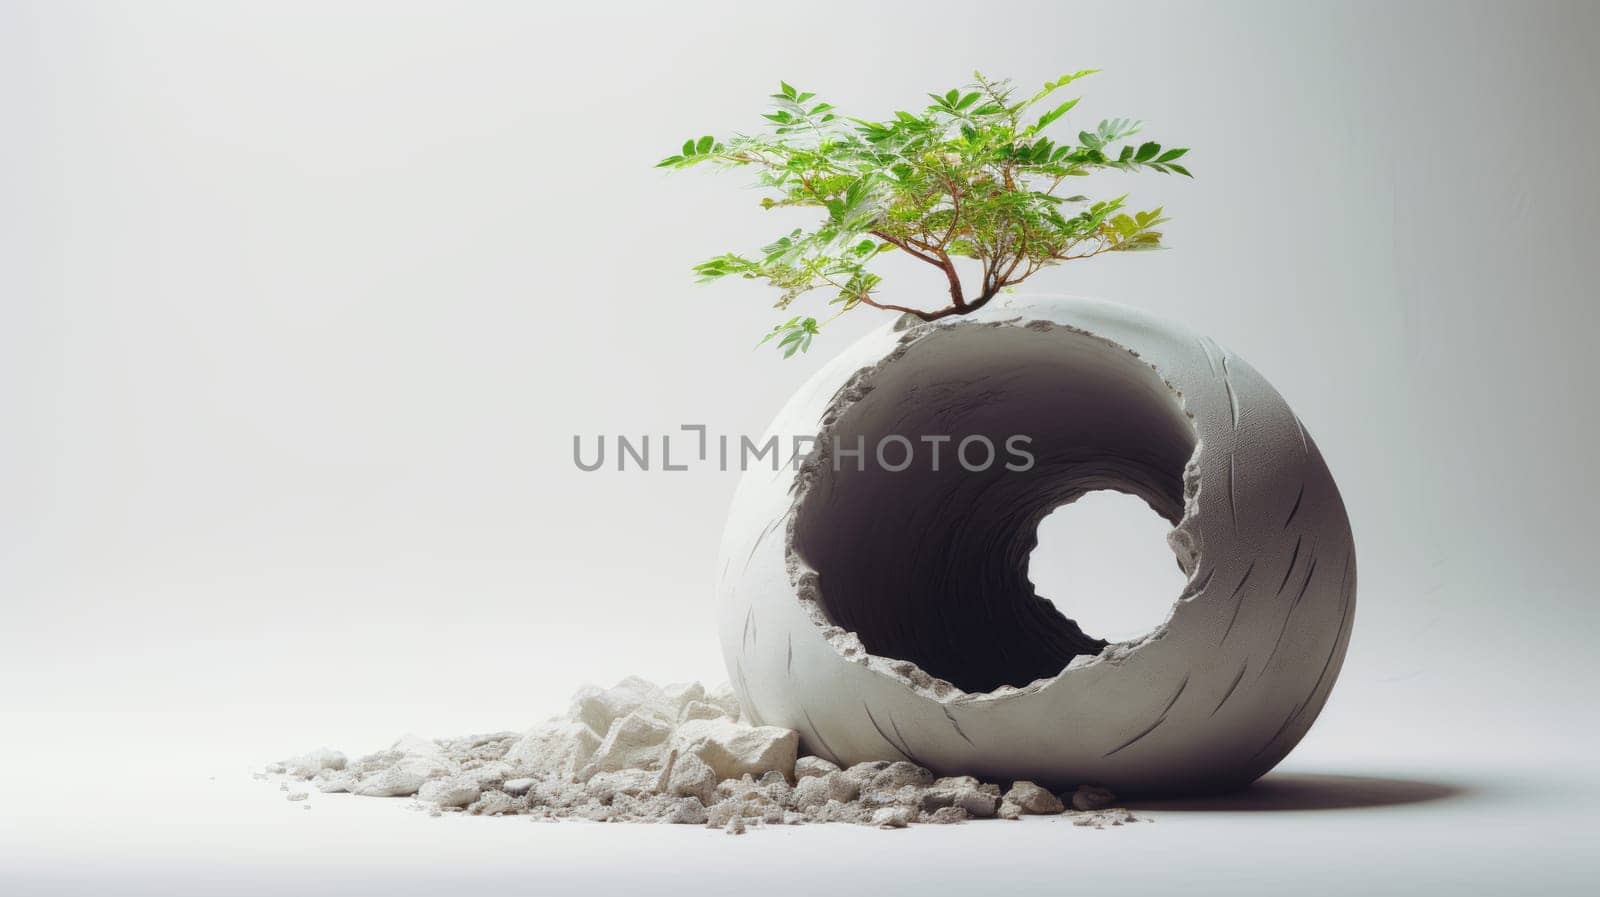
[937,249,966,308]
[869,230,940,267]
[858,295,949,321]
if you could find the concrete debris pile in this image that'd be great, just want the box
[261,677,1143,834]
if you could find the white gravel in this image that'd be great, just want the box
[262,676,1143,834]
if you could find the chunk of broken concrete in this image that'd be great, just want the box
[922,776,1000,818]
[824,771,861,803]
[702,683,744,721]
[667,718,798,783]
[504,719,601,781]
[569,676,678,733]
[1071,807,1140,827]
[1069,784,1118,811]
[351,756,449,798]
[662,681,706,713]
[417,777,482,809]
[922,806,969,824]
[579,710,674,780]
[663,796,709,825]
[870,806,911,828]
[866,761,933,793]
[794,756,839,780]
[583,769,659,803]
[791,775,830,812]
[466,789,521,816]
[679,700,733,723]
[1004,781,1065,814]
[666,752,719,806]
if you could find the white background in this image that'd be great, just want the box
[3,1,1596,893]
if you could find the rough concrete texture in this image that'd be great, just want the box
[716,295,1357,794]
[263,677,1141,834]
[667,717,799,783]
[1004,781,1066,814]
[416,777,483,809]
[1071,784,1119,811]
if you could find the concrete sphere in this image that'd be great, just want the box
[716,296,1355,795]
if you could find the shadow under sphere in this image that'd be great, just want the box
[1127,773,1472,812]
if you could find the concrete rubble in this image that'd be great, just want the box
[262,677,1146,834]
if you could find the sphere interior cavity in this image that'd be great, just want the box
[791,324,1198,694]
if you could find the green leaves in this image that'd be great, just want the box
[1105,206,1170,250]
[1029,69,1100,104]
[692,252,757,283]
[756,316,822,358]
[927,88,984,114]
[1027,97,1080,135]
[655,134,724,168]
[1153,146,1192,176]
[661,72,1193,357]
[1110,140,1191,175]
[772,81,814,103]
[1081,117,1140,150]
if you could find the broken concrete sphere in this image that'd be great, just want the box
[717,296,1356,794]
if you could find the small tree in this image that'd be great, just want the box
[658,71,1191,357]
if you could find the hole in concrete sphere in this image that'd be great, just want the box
[792,324,1198,694]
[1029,490,1189,644]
